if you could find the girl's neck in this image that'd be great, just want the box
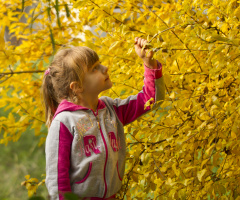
[76,94,99,112]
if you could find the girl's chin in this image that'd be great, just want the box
[107,82,113,89]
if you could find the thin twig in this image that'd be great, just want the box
[110,88,120,97]
[154,48,209,52]
[18,103,45,124]
[148,26,176,43]
[129,138,166,146]
[0,70,45,75]
[151,154,166,180]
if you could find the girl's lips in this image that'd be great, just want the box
[105,76,109,81]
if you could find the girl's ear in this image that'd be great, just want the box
[70,81,83,93]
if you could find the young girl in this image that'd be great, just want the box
[42,37,165,200]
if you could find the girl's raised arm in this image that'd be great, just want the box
[105,38,165,126]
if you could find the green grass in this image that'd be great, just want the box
[0,125,48,200]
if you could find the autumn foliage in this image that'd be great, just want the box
[1,0,240,199]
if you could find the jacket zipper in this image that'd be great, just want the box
[93,112,108,198]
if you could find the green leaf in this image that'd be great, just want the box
[212,166,219,173]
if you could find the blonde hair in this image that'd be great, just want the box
[41,46,99,127]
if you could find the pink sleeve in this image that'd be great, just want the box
[58,122,73,199]
[113,61,163,126]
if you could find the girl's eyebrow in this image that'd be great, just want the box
[91,61,100,69]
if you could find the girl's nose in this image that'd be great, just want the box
[102,65,108,74]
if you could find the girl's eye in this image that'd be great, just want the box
[92,62,101,71]
[93,64,101,71]
[93,66,98,71]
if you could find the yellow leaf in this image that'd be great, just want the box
[0,26,5,50]
[26,182,32,190]
[198,121,207,130]
[144,97,154,110]
[213,184,226,196]
[38,181,45,186]
[169,189,177,199]
[166,177,177,186]
[108,41,121,53]
[169,92,175,99]
[199,112,210,121]
[205,145,215,156]
[28,186,37,197]
[197,168,207,182]
[178,188,186,199]
[25,175,30,180]
[201,159,209,169]
[21,181,26,186]
[212,96,221,107]
[234,6,240,18]
[207,123,215,130]
[29,178,39,183]
[172,163,180,177]
[231,131,237,139]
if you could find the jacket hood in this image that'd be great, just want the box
[53,99,106,120]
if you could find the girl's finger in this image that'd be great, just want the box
[142,39,148,48]
[134,37,148,48]
[140,39,145,47]
[143,40,148,48]
[137,38,143,46]
[134,37,139,44]
[136,37,142,45]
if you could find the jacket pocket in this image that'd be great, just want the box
[116,161,122,181]
[75,162,92,184]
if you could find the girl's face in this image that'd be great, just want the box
[82,61,112,95]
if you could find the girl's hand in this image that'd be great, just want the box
[134,37,158,69]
